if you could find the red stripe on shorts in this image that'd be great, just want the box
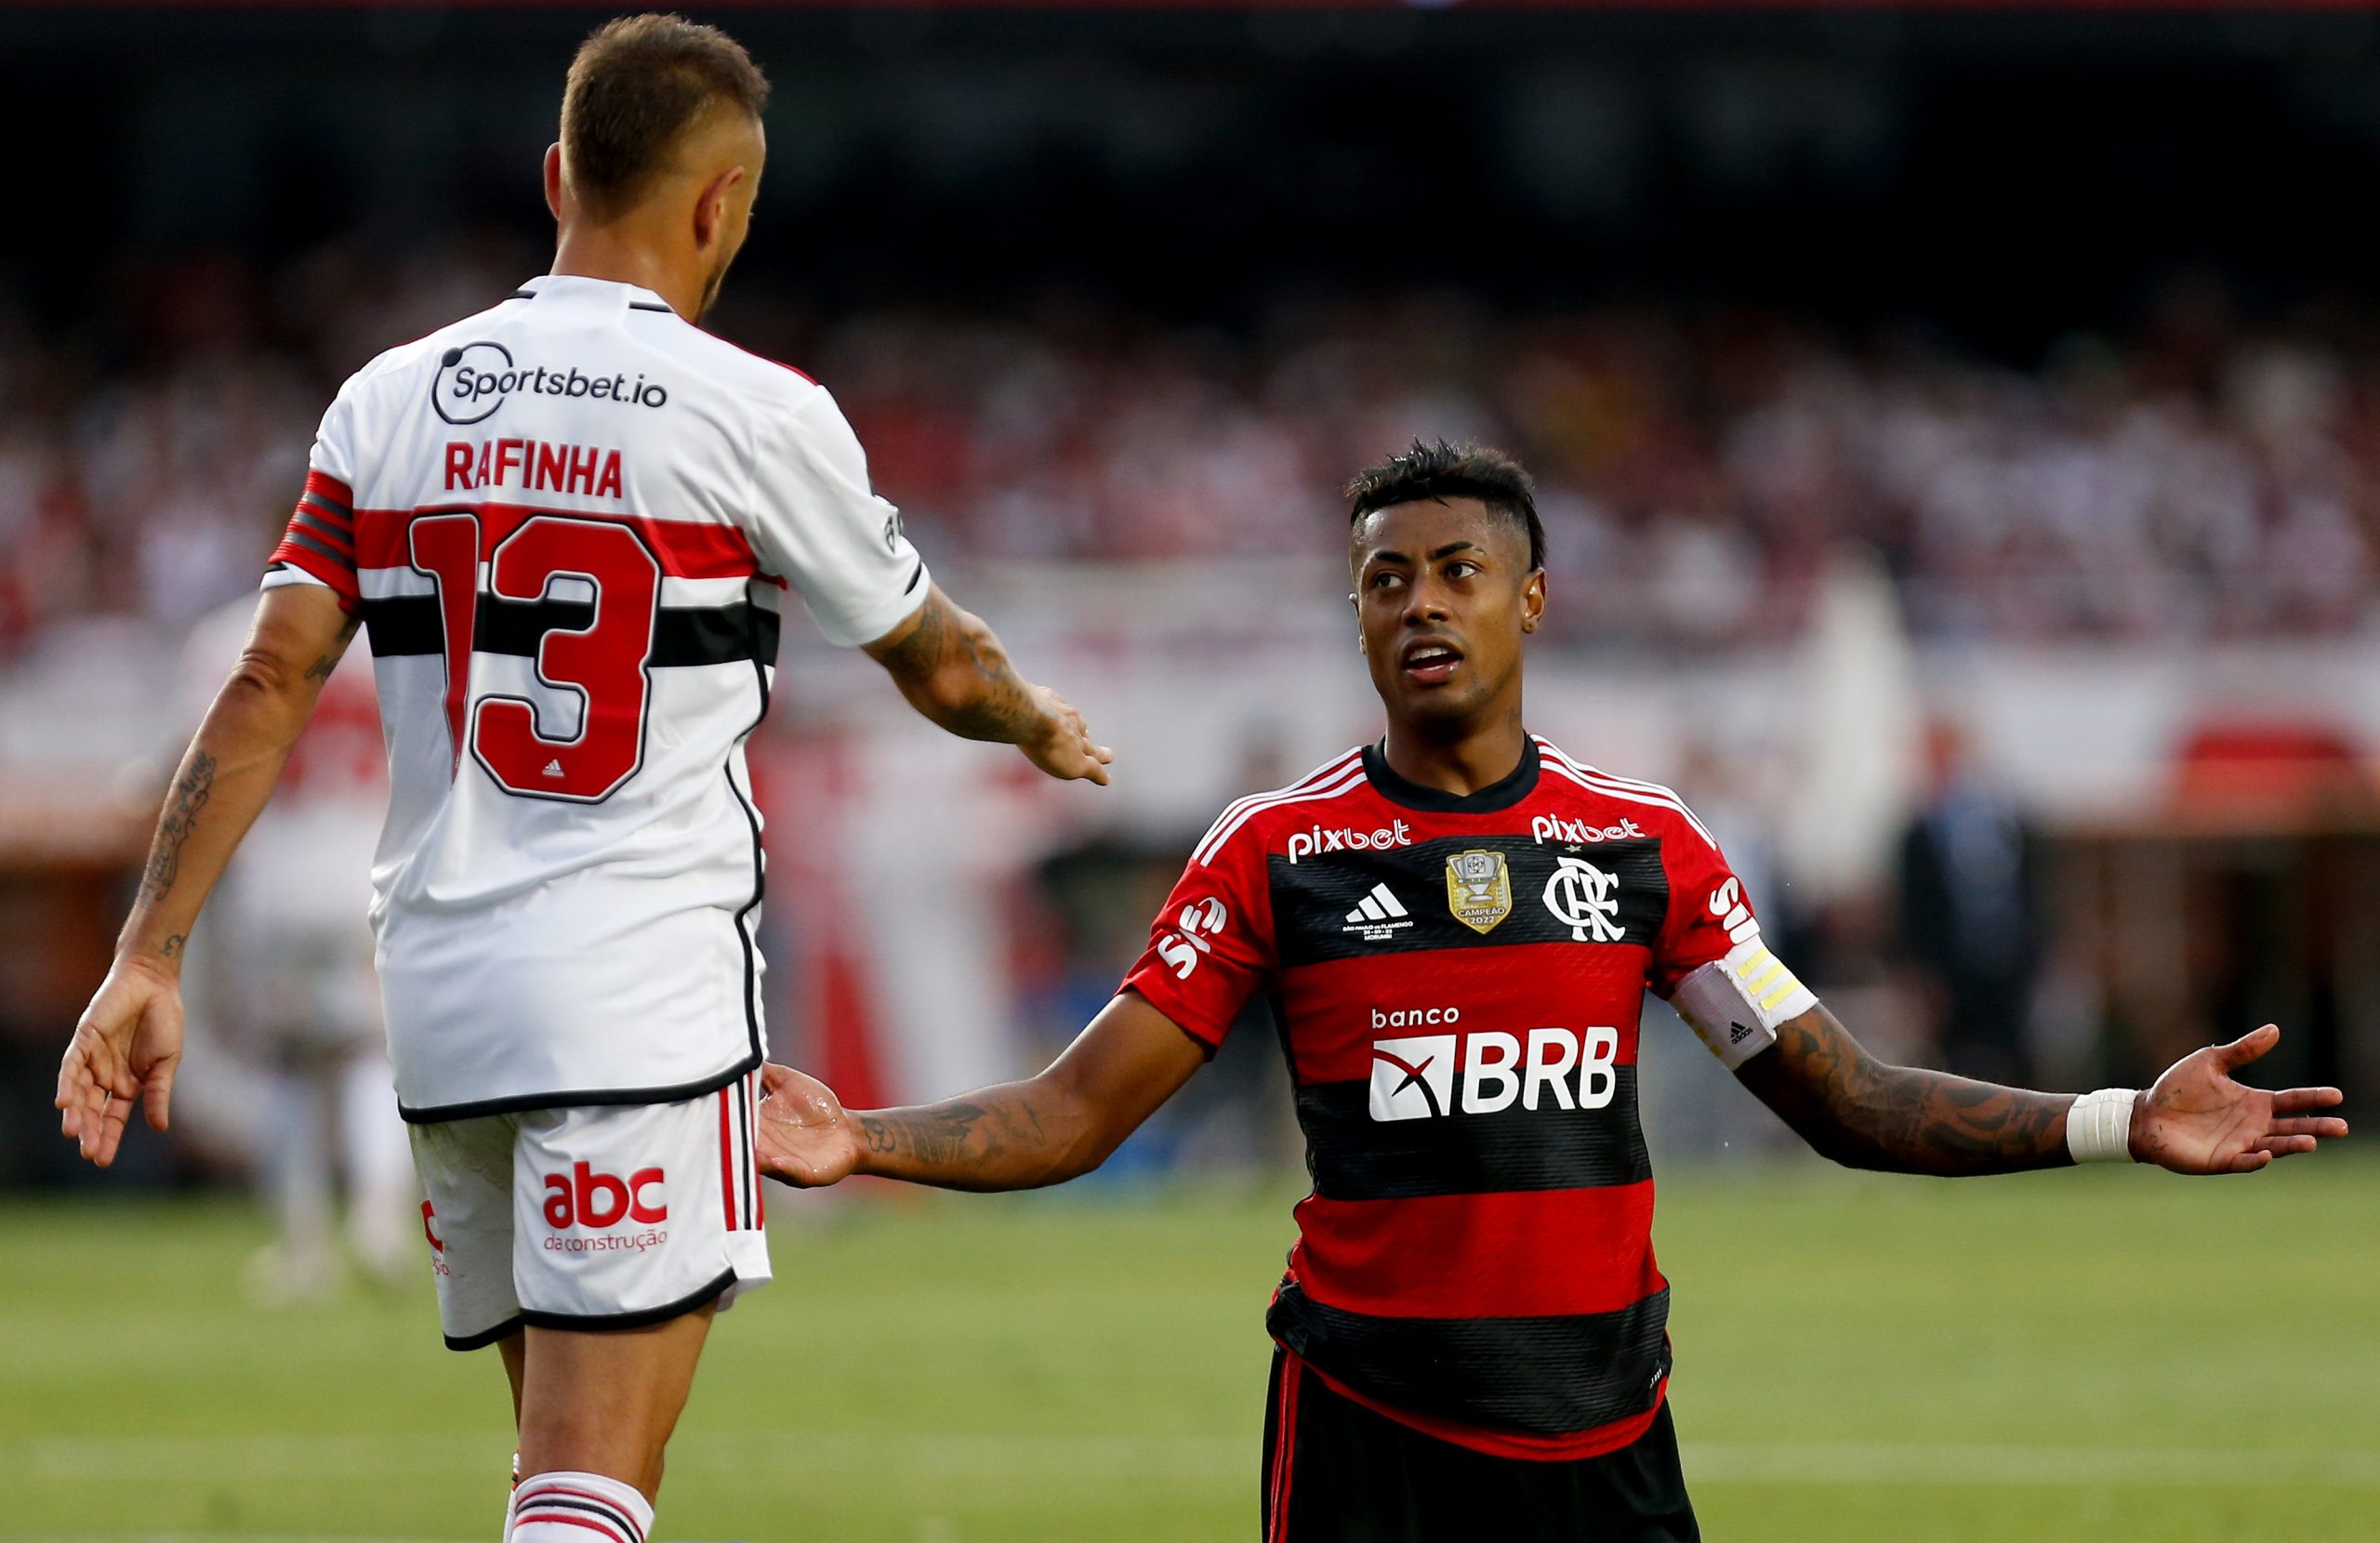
[1267,1353,1303,1542]
[718,1087,737,1232]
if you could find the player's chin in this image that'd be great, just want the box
[1390,677,1485,724]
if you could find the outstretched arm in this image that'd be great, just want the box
[1735,1007,2347,1177]
[864,583,1112,785]
[56,585,360,1167]
[756,991,1205,1191]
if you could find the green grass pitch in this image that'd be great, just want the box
[2,1160,2373,1542]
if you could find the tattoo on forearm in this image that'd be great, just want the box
[139,752,218,905]
[1753,1011,2069,1176]
[861,1094,1073,1185]
[157,934,186,959]
[302,617,360,682]
[877,593,1045,745]
[910,1101,988,1163]
[872,591,952,679]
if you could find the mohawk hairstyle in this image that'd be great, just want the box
[1345,438,1546,573]
[562,14,771,215]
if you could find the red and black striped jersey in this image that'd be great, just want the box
[1121,735,1767,1462]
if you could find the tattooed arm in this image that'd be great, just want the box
[56,585,360,1167]
[753,991,1206,1190]
[1733,1006,2072,1175]
[1735,1006,2347,1177]
[863,583,1112,785]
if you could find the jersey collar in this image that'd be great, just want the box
[511,274,676,314]
[1361,736,1540,814]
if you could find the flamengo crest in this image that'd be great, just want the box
[1543,856,1624,943]
[1445,849,1514,934]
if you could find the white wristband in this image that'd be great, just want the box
[2067,1088,2140,1164]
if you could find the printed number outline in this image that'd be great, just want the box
[406,508,664,804]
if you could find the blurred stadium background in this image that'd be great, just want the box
[3,3,2378,1539]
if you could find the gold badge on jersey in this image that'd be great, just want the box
[1445,849,1513,934]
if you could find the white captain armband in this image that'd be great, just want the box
[1671,939,1819,1071]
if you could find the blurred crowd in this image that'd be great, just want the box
[5,243,2377,659]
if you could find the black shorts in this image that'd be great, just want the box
[1259,1350,1699,1542]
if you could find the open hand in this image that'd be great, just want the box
[2132,1024,2347,1174]
[755,1062,866,1187]
[1021,686,1113,786]
[57,957,185,1167]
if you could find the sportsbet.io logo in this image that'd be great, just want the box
[1368,1019,1620,1122]
[432,340,670,426]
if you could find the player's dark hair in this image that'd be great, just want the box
[562,14,771,213]
[1345,439,1546,573]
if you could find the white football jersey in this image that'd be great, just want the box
[262,274,929,1120]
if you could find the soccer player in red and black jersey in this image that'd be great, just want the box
[753,440,2347,1541]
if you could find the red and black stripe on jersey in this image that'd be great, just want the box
[1123,737,1752,1462]
[361,581,780,670]
[273,495,785,670]
[267,470,363,611]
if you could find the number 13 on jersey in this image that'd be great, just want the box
[408,510,661,802]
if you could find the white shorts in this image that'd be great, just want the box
[410,1072,772,1349]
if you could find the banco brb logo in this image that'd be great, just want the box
[1369,1026,1620,1121]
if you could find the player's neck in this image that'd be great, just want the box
[549,230,697,321]
[1379,709,1527,799]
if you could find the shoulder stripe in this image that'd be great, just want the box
[1190,749,1364,853]
[1190,749,1367,867]
[1190,749,1365,866]
[1534,738,1699,811]
[1193,765,1371,868]
[1538,757,1718,849]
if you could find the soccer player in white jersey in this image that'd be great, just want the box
[55,16,1110,1539]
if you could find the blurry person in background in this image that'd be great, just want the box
[179,597,414,1302]
[1896,719,2041,1085]
[754,440,2347,1543]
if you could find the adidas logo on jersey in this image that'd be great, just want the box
[1342,882,1414,942]
[542,759,565,779]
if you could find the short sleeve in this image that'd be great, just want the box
[748,387,930,648]
[261,385,363,614]
[1118,824,1276,1052]
[1649,814,1815,1022]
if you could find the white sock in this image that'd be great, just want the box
[507,1470,653,1543]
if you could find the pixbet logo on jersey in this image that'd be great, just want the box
[1368,1023,1620,1121]
[541,1161,668,1229]
[1531,814,1646,846]
[433,340,669,426]
[1286,819,1412,864]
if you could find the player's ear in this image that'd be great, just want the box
[543,143,566,222]
[1520,568,1546,635]
[694,165,746,253]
